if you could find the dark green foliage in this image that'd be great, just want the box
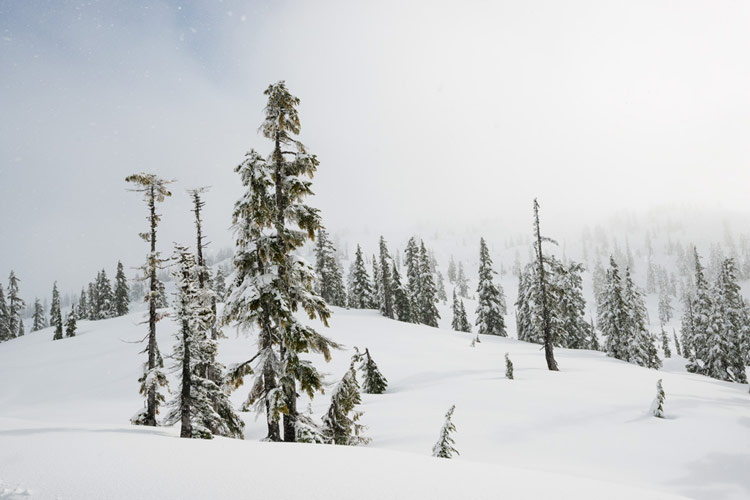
[51,282,63,341]
[114,261,130,316]
[475,238,506,336]
[65,306,77,338]
[358,348,387,394]
[314,229,347,307]
[6,271,24,338]
[417,241,440,327]
[32,298,46,332]
[451,290,471,333]
[0,285,10,341]
[377,237,394,318]
[347,245,372,309]
[391,263,413,323]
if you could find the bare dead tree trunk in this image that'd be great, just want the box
[146,185,159,424]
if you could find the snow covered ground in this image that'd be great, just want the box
[0,304,748,500]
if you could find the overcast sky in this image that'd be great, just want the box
[2,0,750,300]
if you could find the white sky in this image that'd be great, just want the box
[1,0,750,299]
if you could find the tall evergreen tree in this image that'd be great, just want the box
[702,258,748,383]
[370,257,382,310]
[65,305,77,338]
[166,246,245,439]
[32,298,46,332]
[0,284,10,341]
[661,328,672,358]
[95,270,115,319]
[658,286,673,327]
[456,262,469,298]
[126,172,173,426]
[222,82,338,442]
[347,245,373,309]
[475,238,506,336]
[598,257,628,360]
[447,256,457,284]
[50,282,63,341]
[685,249,713,376]
[6,271,24,338]
[391,263,413,323]
[404,237,422,309]
[417,241,440,327]
[214,268,227,301]
[114,261,130,317]
[451,290,471,333]
[78,290,88,321]
[314,229,347,307]
[377,236,395,319]
[623,268,661,369]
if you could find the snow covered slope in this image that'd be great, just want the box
[0,306,748,500]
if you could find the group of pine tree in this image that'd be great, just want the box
[123,82,387,446]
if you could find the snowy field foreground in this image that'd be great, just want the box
[0,307,748,500]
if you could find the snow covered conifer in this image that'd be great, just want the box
[391,262,413,323]
[6,271,24,338]
[661,329,671,358]
[432,405,458,459]
[451,290,470,333]
[598,257,627,360]
[222,82,337,442]
[456,262,469,298]
[50,282,63,341]
[685,249,713,376]
[32,298,46,332]
[505,353,514,379]
[166,246,245,440]
[359,347,388,394]
[95,270,115,319]
[404,237,422,307]
[447,256,457,284]
[475,238,507,336]
[623,268,661,369]
[532,199,559,371]
[322,361,369,445]
[650,379,665,418]
[417,241,440,327]
[114,261,130,317]
[214,268,227,301]
[347,245,373,309]
[0,285,10,342]
[370,256,382,310]
[77,290,87,321]
[126,172,173,426]
[673,331,682,357]
[377,236,395,318]
[65,305,77,338]
[658,286,673,328]
[314,229,346,307]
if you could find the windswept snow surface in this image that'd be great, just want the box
[0,306,748,500]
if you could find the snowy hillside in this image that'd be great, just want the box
[1,306,747,500]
